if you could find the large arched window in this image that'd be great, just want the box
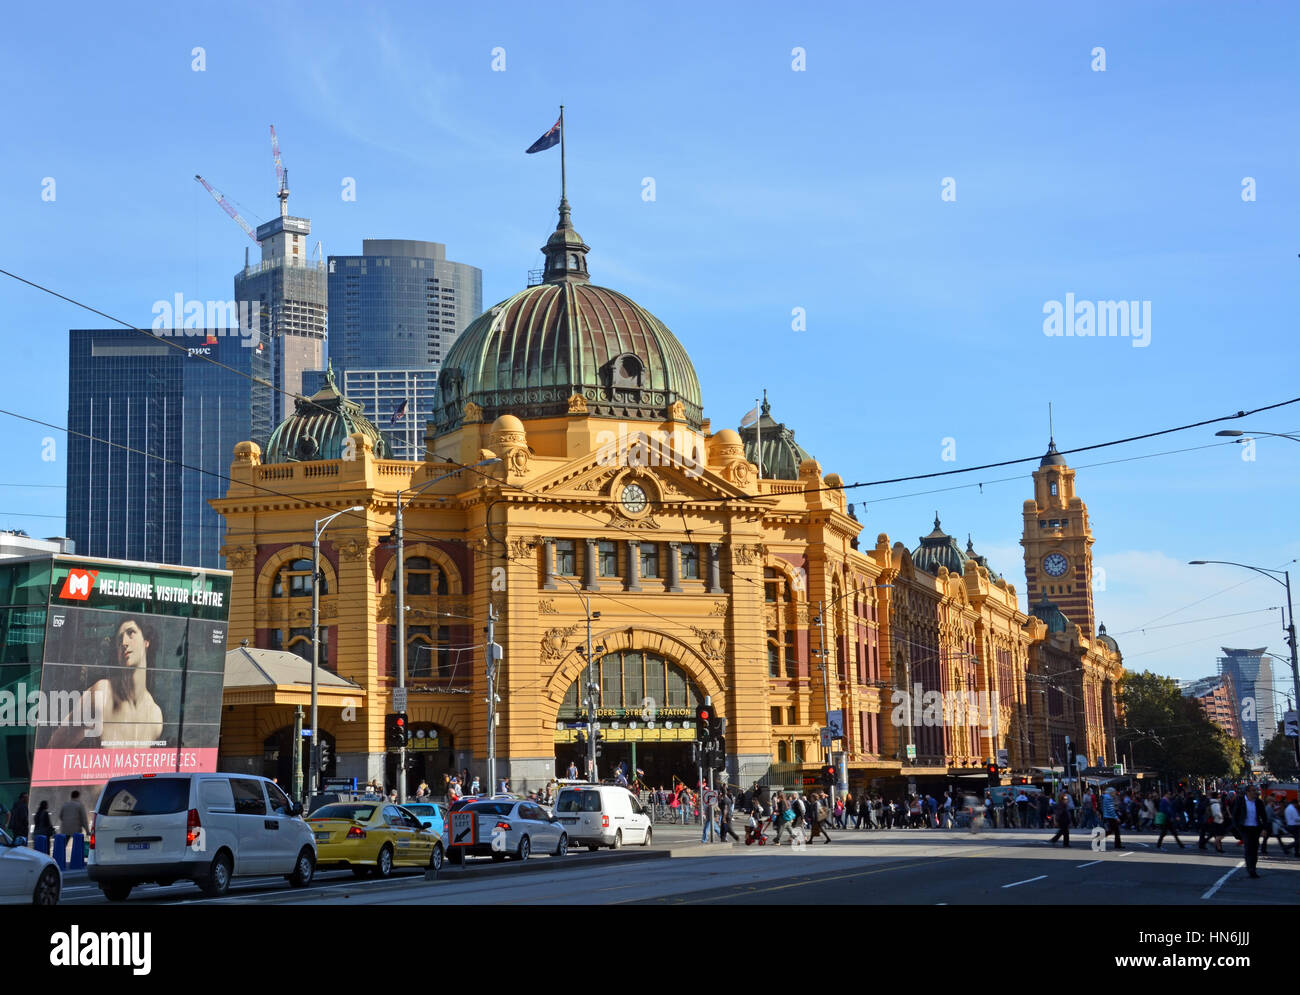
[404,556,449,596]
[765,567,798,679]
[272,558,326,597]
[557,651,700,721]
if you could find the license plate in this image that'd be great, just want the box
[315,832,330,841]
[127,843,150,851]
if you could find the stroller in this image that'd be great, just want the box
[745,810,769,845]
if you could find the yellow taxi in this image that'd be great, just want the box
[308,801,444,877]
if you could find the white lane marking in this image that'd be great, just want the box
[1002,874,1047,889]
[1201,862,1244,901]
[1117,849,1134,857]
[1076,860,1102,868]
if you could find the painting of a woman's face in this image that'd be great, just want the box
[116,620,149,669]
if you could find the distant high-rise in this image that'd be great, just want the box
[235,214,327,446]
[317,239,482,460]
[66,328,267,568]
[1183,674,1241,741]
[1217,647,1276,752]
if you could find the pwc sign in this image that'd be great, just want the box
[58,568,99,601]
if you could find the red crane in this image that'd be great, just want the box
[194,174,259,243]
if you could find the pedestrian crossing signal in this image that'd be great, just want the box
[695,704,711,741]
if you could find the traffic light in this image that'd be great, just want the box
[386,712,408,749]
[822,765,835,788]
[695,703,712,741]
[575,730,587,747]
[594,731,604,758]
[986,761,998,784]
[709,714,727,740]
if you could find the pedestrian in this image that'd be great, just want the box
[808,792,833,844]
[6,792,28,838]
[58,790,90,837]
[1155,791,1185,850]
[33,800,54,839]
[1232,784,1268,878]
[566,761,578,780]
[1283,796,1300,857]
[700,791,718,843]
[1047,792,1071,847]
[719,789,741,843]
[1101,788,1123,849]
[1016,789,1030,830]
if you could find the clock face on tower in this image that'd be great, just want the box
[1043,552,1069,577]
[620,483,648,515]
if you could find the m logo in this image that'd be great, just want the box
[59,569,98,600]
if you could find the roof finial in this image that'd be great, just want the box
[934,511,941,530]
[967,533,975,553]
[1048,400,1055,447]
[761,388,771,416]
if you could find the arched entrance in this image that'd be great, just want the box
[385,723,455,796]
[554,649,703,787]
[263,726,337,791]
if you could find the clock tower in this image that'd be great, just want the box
[1021,439,1096,636]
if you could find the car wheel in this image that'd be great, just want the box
[429,843,444,874]
[100,880,132,902]
[610,830,623,850]
[642,828,653,847]
[373,844,393,879]
[287,847,315,887]
[33,866,60,906]
[554,833,568,857]
[516,836,530,862]
[200,852,232,897]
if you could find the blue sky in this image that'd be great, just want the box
[1,2,1297,689]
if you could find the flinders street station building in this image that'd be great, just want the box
[212,198,1123,795]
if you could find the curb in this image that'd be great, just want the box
[431,847,669,882]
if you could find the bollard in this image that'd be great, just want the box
[32,834,50,855]
[52,833,67,869]
[69,833,86,870]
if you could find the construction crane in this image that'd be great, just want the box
[194,174,259,243]
[270,124,289,217]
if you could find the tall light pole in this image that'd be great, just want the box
[311,505,365,806]
[1215,429,1300,444]
[394,457,500,803]
[1189,559,1299,772]
[555,575,601,783]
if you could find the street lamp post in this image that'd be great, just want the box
[555,575,601,784]
[311,505,365,806]
[1189,559,1300,772]
[394,458,501,804]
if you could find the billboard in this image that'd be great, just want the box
[25,559,230,822]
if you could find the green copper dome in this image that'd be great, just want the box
[739,393,814,481]
[265,367,391,462]
[431,201,703,432]
[911,514,969,576]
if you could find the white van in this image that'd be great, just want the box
[89,773,316,901]
[553,784,653,850]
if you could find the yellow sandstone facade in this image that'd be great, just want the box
[212,201,1122,794]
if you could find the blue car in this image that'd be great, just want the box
[401,803,446,840]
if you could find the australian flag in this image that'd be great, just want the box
[390,399,408,425]
[526,118,561,154]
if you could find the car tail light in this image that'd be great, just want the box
[495,821,511,831]
[602,815,609,827]
[186,808,201,847]
[346,826,366,838]
[88,814,96,850]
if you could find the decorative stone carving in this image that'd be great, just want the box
[337,537,366,562]
[567,393,588,414]
[667,400,686,421]
[732,543,766,566]
[463,401,483,424]
[507,536,540,561]
[709,600,729,617]
[575,469,616,492]
[541,623,583,662]
[223,545,255,569]
[690,626,727,662]
[538,599,559,614]
[606,513,660,530]
[506,448,529,475]
[724,460,754,486]
[468,538,489,553]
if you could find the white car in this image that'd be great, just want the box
[89,773,316,901]
[553,784,653,849]
[0,827,61,905]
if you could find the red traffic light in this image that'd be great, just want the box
[700,710,710,720]
[395,717,405,727]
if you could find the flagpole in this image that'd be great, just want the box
[755,396,762,480]
[559,104,566,204]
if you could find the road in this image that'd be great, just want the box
[58,824,1300,905]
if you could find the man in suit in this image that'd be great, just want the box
[1232,784,1269,878]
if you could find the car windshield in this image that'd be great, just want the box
[404,805,436,816]
[464,802,514,816]
[311,804,376,821]
[98,778,190,816]
[556,790,602,813]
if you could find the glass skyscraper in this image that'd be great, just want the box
[1217,646,1276,752]
[66,327,268,568]
[318,239,482,460]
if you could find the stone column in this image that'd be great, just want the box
[583,539,599,591]
[707,543,724,594]
[666,541,682,592]
[542,539,557,590]
[625,539,641,592]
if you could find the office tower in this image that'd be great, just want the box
[1217,647,1276,753]
[234,214,328,445]
[315,239,482,460]
[66,327,267,568]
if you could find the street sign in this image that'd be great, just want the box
[827,710,845,740]
[819,727,832,748]
[906,744,917,760]
[301,729,312,737]
[449,811,476,847]
[996,749,1009,768]
[392,687,407,712]
[703,789,719,807]
[1285,711,1299,737]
